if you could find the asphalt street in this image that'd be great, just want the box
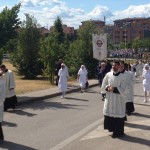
[0,78,150,150]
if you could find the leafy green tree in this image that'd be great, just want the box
[67,21,100,78]
[0,3,21,50]
[40,16,68,84]
[0,3,21,63]
[40,33,60,83]
[53,16,64,44]
[11,14,42,79]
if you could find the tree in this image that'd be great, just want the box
[0,3,21,50]
[11,14,42,79]
[40,16,69,84]
[40,33,60,83]
[53,16,64,44]
[67,21,100,78]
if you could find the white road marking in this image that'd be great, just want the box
[50,118,103,150]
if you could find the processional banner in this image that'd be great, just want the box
[92,34,107,61]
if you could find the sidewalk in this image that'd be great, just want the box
[17,79,98,105]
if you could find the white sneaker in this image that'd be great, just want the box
[61,96,63,99]
[144,99,147,103]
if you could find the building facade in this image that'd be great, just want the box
[112,18,150,48]
[79,20,105,30]
[50,24,75,35]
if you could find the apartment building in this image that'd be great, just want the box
[79,20,105,29]
[50,24,75,35]
[112,18,150,47]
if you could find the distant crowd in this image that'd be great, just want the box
[110,49,150,59]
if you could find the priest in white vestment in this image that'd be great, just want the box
[0,64,17,111]
[101,60,127,138]
[119,62,135,116]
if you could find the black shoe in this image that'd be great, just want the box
[102,97,105,101]
[12,106,16,110]
[0,137,4,141]
[112,133,125,138]
[126,112,131,116]
[4,108,7,112]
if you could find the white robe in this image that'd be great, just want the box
[135,64,140,77]
[78,68,87,87]
[58,68,69,92]
[142,70,150,91]
[122,71,134,102]
[3,70,16,98]
[101,72,128,118]
[0,76,5,122]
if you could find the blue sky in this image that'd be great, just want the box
[0,0,150,29]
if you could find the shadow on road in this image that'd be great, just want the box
[125,122,150,130]
[131,112,150,118]
[65,97,89,102]
[6,109,37,117]
[19,101,87,111]
[134,103,150,107]
[2,121,17,127]
[119,135,150,147]
[0,141,38,150]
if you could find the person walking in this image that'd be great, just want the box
[97,62,108,100]
[58,63,69,98]
[101,60,127,138]
[0,71,5,141]
[123,63,135,115]
[77,65,88,93]
[0,64,17,111]
[55,59,63,86]
[142,64,150,103]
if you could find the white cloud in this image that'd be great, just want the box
[87,5,113,20]
[110,3,150,22]
[9,2,150,29]
[21,0,64,7]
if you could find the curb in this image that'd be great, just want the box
[17,83,99,106]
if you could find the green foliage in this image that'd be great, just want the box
[11,14,42,79]
[132,38,150,53]
[53,16,64,44]
[40,33,60,83]
[0,3,21,52]
[67,21,100,78]
[40,16,68,84]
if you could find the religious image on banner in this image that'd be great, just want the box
[92,34,107,61]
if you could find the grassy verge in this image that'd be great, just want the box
[2,60,55,94]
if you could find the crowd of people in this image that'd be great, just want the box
[0,57,149,141]
[56,57,150,138]
[96,58,150,138]
[110,49,150,59]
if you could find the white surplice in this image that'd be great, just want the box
[101,72,128,118]
[3,70,16,98]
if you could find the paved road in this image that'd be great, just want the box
[1,78,150,150]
